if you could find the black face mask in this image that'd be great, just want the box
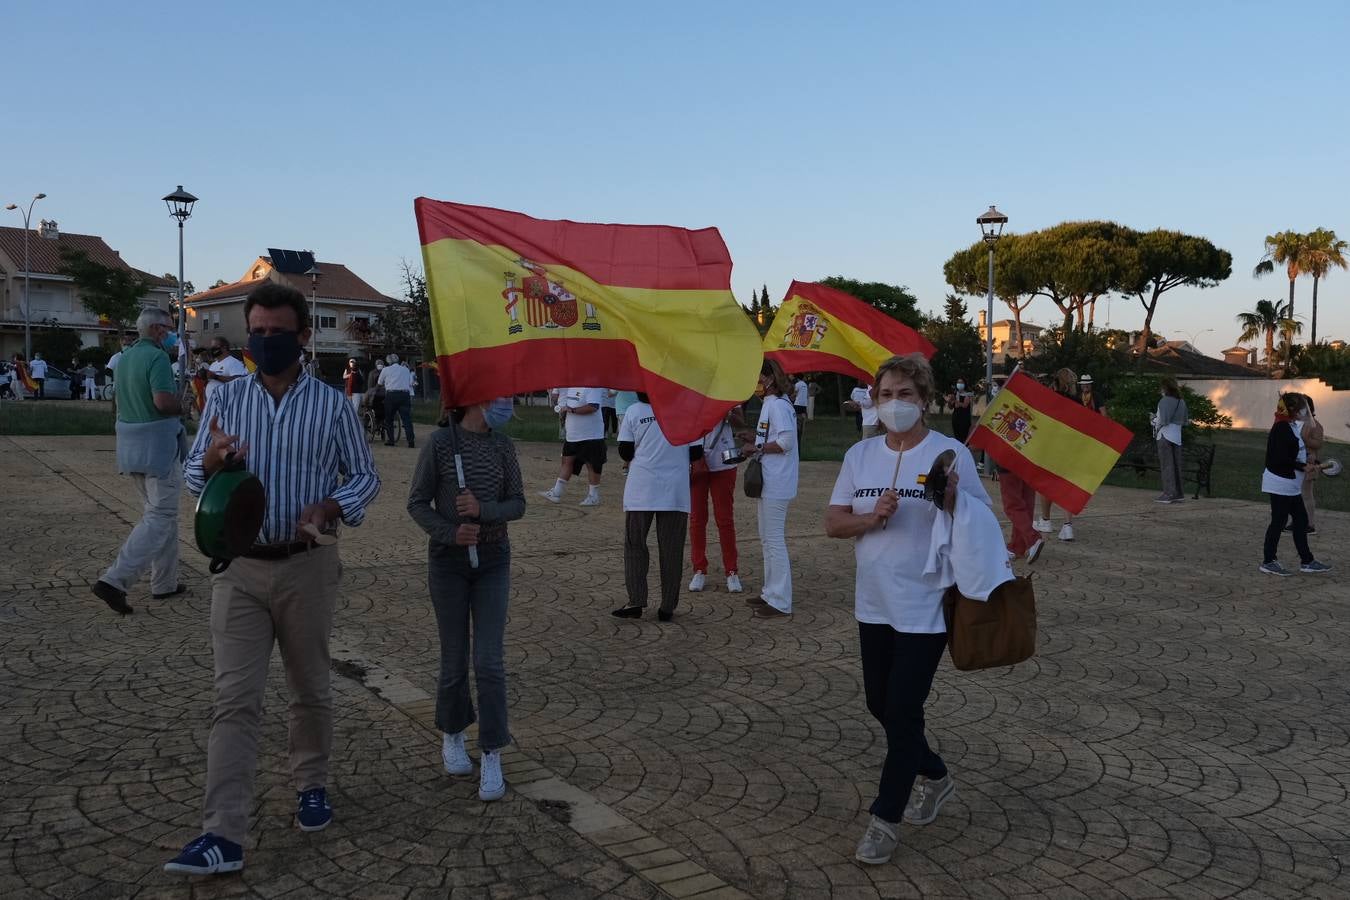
[212,347,225,358]
[247,331,303,376]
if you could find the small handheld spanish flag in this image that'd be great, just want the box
[968,371,1133,515]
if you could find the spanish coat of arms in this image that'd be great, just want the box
[502,257,601,335]
[777,301,830,350]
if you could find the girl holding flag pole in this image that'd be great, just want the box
[407,397,523,802]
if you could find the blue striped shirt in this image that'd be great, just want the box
[184,372,381,545]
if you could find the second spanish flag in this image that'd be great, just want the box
[763,280,935,381]
[969,371,1134,514]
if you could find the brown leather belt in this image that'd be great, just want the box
[243,541,313,560]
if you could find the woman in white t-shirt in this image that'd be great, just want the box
[738,359,799,619]
[824,354,991,866]
[611,394,702,621]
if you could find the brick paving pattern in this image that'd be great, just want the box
[1,434,1347,899]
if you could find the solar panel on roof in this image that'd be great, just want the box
[266,248,316,274]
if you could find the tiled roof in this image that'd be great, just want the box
[0,225,171,285]
[186,259,393,305]
[1140,344,1266,378]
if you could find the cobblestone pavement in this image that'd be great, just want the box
[2,434,1347,900]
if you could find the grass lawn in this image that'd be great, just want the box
[11,397,1349,512]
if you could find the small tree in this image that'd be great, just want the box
[374,260,435,361]
[923,294,984,395]
[1236,299,1299,372]
[59,249,148,329]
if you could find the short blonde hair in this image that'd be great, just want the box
[872,354,935,406]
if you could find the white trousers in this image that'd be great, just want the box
[83,377,96,400]
[349,393,363,415]
[757,497,793,612]
[102,467,181,594]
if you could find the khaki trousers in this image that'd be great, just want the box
[202,544,340,844]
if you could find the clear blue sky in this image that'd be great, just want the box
[6,0,1349,355]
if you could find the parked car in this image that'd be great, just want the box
[40,365,75,399]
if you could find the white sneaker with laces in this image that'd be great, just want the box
[688,572,706,592]
[479,750,506,801]
[1058,523,1074,542]
[1033,517,1053,533]
[442,731,473,776]
[726,573,743,593]
[854,815,899,865]
[579,494,601,507]
[538,489,561,504]
[1027,538,1045,564]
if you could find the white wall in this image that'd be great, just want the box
[1181,377,1350,443]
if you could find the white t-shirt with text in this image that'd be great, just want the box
[619,402,691,512]
[563,387,606,442]
[756,395,799,500]
[829,431,990,633]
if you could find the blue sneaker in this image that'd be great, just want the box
[296,787,332,832]
[163,833,243,875]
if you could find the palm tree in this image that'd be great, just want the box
[1253,231,1308,363]
[1236,299,1300,373]
[1300,227,1349,345]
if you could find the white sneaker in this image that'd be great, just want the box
[1058,523,1074,542]
[1026,538,1045,564]
[726,573,743,593]
[442,731,473,776]
[688,572,706,592]
[538,489,561,504]
[479,750,506,801]
[1033,517,1053,533]
[854,815,899,865]
[579,494,601,507]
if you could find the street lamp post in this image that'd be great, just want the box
[162,186,198,391]
[4,192,47,360]
[976,205,1009,402]
[305,264,322,372]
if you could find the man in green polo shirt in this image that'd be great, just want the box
[93,307,187,614]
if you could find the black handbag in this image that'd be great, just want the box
[743,453,764,498]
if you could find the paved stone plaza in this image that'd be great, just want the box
[2,433,1348,899]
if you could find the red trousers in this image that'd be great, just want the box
[690,467,739,574]
[999,468,1040,556]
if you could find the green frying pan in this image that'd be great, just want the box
[194,454,266,574]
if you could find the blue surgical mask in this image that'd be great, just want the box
[161,330,179,351]
[483,397,513,430]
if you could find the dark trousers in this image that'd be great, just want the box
[1264,493,1313,566]
[859,624,948,823]
[603,407,618,435]
[385,389,414,445]
[34,377,44,399]
[427,542,512,750]
[624,510,687,613]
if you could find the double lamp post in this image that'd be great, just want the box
[4,192,47,361]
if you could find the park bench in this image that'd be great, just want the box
[1113,436,1215,499]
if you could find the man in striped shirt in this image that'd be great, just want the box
[166,283,380,877]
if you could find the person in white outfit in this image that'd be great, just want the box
[738,359,798,619]
[824,353,990,866]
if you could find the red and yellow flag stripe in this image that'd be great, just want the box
[764,280,935,381]
[968,371,1133,514]
[415,199,762,444]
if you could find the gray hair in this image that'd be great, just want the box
[136,307,172,337]
[385,353,399,365]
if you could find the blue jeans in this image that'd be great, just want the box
[427,541,511,750]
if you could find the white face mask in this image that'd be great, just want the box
[877,399,922,433]
[955,382,965,390]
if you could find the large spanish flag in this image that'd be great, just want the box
[968,371,1133,515]
[763,280,935,381]
[415,199,762,445]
